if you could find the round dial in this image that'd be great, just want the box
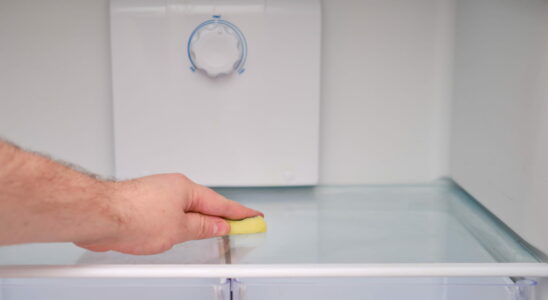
[188,20,246,77]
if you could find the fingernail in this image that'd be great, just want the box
[214,220,230,236]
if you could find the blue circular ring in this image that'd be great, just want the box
[187,18,248,74]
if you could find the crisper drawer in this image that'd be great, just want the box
[0,278,229,300]
[234,277,537,300]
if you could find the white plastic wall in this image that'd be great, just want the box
[450,0,548,255]
[320,0,453,184]
[0,0,452,184]
[0,0,114,177]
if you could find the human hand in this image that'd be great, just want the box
[74,173,262,255]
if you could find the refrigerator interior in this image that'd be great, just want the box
[0,0,547,299]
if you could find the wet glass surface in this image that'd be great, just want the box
[0,182,538,265]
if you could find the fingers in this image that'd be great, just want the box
[181,212,230,241]
[187,184,263,220]
[74,242,110,252]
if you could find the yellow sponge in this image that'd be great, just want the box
[227,216,267,235]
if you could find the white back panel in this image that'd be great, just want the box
[319,0,454,184]
[1,0,451,185]
[0,0,113,177]
[111,0,320,186]
[450,0,548,254]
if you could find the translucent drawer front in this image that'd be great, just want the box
[233,277,537,300]
[0,277,537,300]
[0,278,229,300]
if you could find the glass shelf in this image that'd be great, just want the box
[220,182,538,264]
[0,181,543,277]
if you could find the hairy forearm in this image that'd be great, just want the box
[0,141,120,245]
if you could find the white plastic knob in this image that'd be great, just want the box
[189,23,243,77]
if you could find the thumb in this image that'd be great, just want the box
[183,212,230,241]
